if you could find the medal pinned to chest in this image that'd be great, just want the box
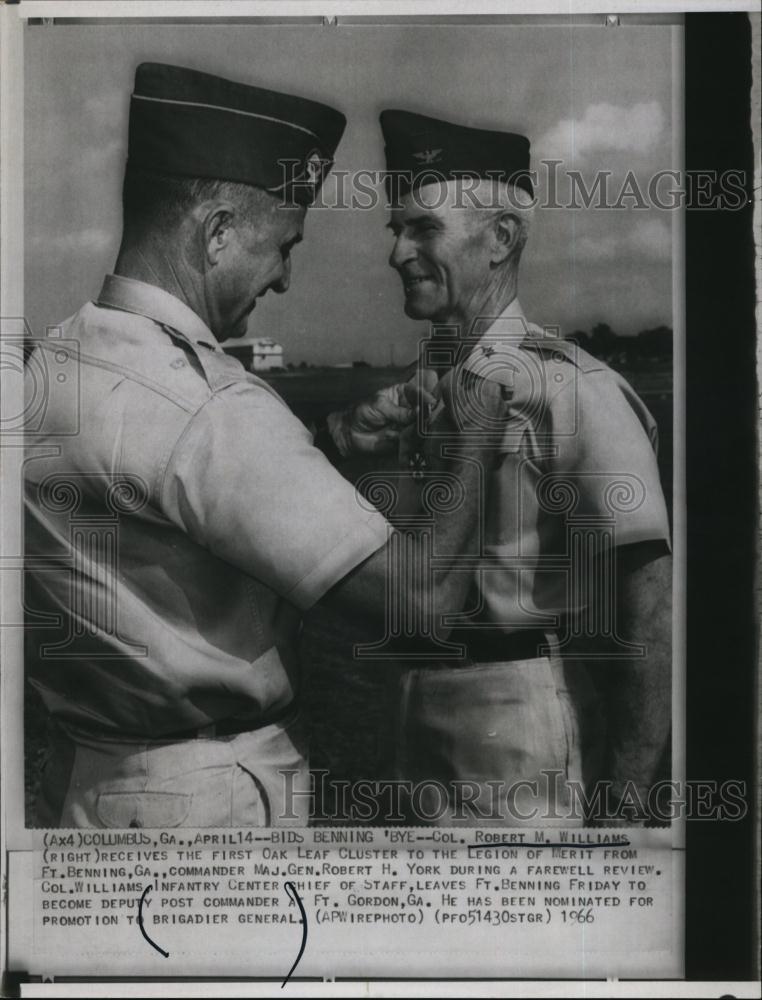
[404,370,449,479]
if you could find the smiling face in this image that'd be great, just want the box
[207,197,305,341]
[387,182,496,326]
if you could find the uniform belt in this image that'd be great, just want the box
[165,700,298,741]
[55,701,298,745]
[447,628,551,663]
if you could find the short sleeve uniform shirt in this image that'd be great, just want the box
[24,275,390,735]
[427,300,670,632]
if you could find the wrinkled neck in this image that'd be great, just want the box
[114,236,212,332]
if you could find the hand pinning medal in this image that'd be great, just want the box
[410,394,439,480]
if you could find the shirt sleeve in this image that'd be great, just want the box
[161,383,391,610]
[548,368,671,551]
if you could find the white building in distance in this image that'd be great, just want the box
[251,338,284,371]
[223,336,284,371]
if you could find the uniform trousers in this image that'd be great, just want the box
[391,651,604,826]
[35,709,310,828]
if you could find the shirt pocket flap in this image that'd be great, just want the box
[95,790,192,828]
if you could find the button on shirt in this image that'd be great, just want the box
[24,275,390,736]
[422,299,670,633]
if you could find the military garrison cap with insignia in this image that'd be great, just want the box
[379,108,533,201]
[128,63,347,204]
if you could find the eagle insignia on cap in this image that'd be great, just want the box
[304,150,325,186]
[412,148,443,165]
[304,149,323,184]
[380,109,533,200]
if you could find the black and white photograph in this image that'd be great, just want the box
[0,1,758,992]
[21,17,678,831]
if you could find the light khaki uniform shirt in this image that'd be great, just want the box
[24,275,389,736]
[425,298,671,633]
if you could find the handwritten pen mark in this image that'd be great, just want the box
[468,839,631,853]
[138,884,169,958]
[282,880,308,989]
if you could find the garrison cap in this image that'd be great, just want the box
[128,63,347,205]
[380,109,533,201]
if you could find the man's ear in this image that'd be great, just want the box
[203,202,236,266]
[490,211,521,265]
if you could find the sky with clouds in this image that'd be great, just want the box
[25,22,676,366]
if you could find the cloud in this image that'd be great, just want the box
[83,92,128,123]
[629,218,671,259]
[532,216,671,264]
[536,101,666,160]
[568,234,619,261]
[28,136,123,183]
[79,138,124,173]
[30,227,115,256]
[574,219,671,262]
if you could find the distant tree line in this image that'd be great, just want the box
[284,360,370,371]
[565,323,672,367]
[249,323,672,373]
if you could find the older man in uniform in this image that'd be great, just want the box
[24,67,509,829]
[376,110,672,825]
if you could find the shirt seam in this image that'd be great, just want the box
[94,293,219,353]
[39,340,211,414]
[156,382,303,513]
[156,396,214,515]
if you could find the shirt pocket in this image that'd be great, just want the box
[95,790,192,828]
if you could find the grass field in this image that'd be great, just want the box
[24,361,673,825]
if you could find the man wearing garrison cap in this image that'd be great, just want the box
[377,110,672,825]
[23,67,514,828]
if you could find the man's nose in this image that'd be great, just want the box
[389,233,416,270]
[272,256,291,294]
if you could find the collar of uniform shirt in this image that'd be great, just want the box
[459,295,573,383]
[96,273,221,353]
[468,295,532,347]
